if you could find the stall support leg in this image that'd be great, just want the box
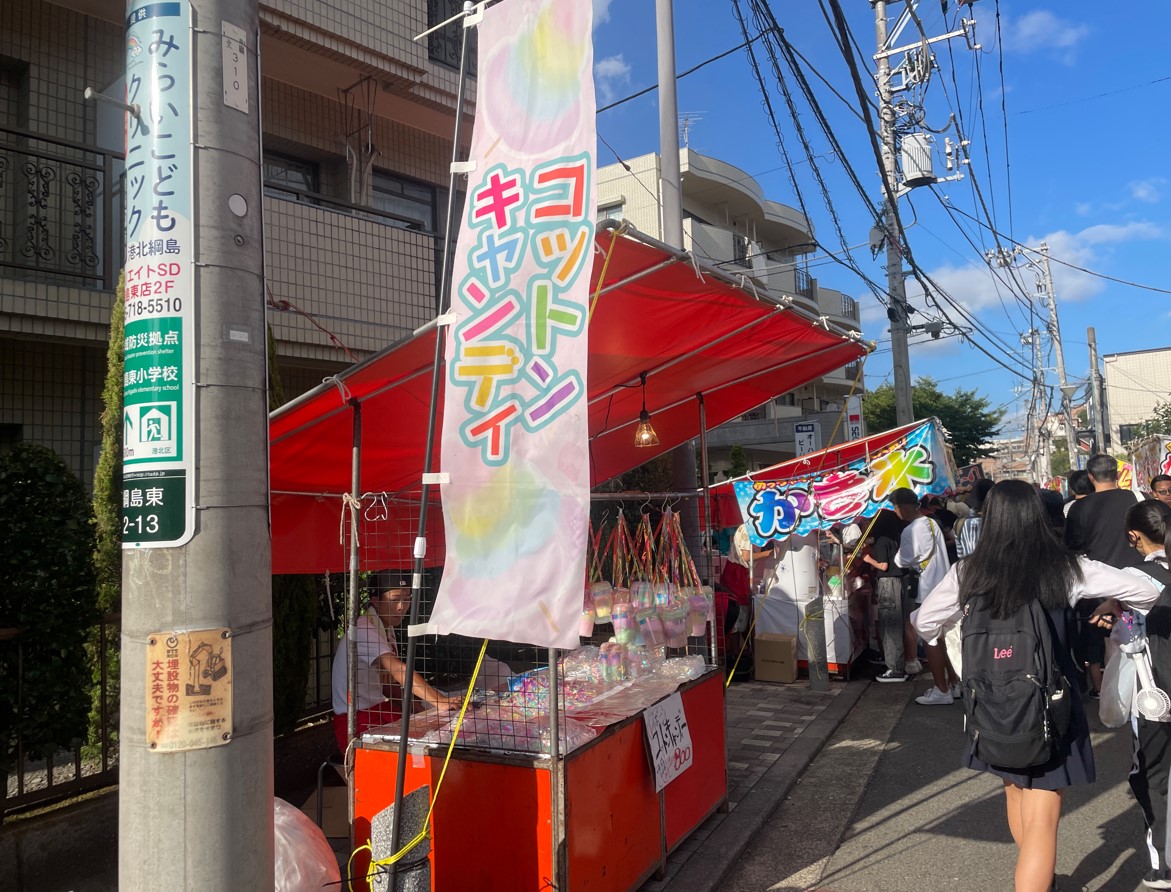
[345,399,362,850]
[548,648,567,889]
[697,394,719,669]
[655,789,668,879]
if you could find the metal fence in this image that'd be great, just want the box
[0,125,123,291]
[4,613,120,818]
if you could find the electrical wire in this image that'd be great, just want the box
[596,32,767,114]
[937,203,1171,296]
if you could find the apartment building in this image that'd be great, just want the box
[1103,345,1171,448]
[597,149,865,473]
[0,0,472,486]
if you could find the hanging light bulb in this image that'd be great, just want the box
[634,370,659,447]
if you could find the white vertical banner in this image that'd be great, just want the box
[429,0,596,648]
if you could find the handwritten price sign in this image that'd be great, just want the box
[643,692,694,791]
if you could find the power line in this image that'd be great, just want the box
[938,202,1171,296]
[596,33,766,114]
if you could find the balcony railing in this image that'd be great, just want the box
[428,0,479,75]
[840,294,859,320]
[0,125,123,291]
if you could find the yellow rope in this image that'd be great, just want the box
[348,638,490,891]
[588,223,628,323]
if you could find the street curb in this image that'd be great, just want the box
[665,678,871,892]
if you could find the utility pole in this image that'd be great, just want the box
[873,0,914,426]
[656,0,700,548]
[119,0,272,888]
[1088,326,1107,453]
[1037,243,1080,471]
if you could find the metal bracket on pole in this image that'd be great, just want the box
[84,86,141,120]
[450,161,477,175]
[421,472,449,485]
[435,312,457,327]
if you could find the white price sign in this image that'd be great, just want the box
[643,692,693,791]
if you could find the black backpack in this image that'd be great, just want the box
[960,596,1073,769]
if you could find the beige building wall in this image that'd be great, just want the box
[1103,346,1171,446]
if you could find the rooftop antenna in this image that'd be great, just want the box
[679,112,705,148]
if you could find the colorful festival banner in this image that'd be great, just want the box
[429,0,595,648]
[733,420,956,547]
[1132,436,1171,494]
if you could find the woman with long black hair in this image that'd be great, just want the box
[914,480,1160,892]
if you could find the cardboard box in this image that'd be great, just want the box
[754,633,798,683]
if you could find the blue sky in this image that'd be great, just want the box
[590,1,1171,436]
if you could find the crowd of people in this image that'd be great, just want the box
[838,453,1170,892]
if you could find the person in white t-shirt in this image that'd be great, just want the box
[331,582,459,753]
[889,487,955,705]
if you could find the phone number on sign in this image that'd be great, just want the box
[126,296,184,320]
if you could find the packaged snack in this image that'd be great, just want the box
[661,601,690,648]
[611,602,638,646]
[688,593,710,637]
[637,608,666,648]
[590,581,614,620]
[629,580,653,611]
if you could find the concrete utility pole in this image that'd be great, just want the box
[1088,326,1107,452]
[873,0,914,426]
[1038,243,1080,470]
[656,0,700,545]
[119,0,273,887]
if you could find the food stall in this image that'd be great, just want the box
[267,225,868,891]
[712,419,957,675]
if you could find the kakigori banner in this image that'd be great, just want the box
[429,0,596,648]
[733,420,956,547]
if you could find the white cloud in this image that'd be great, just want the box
[594,53,631,105]
[999,10,1090,61]
[1074,202,1093,217]
[905,221,1166,324]
[1128,177,1167,204]
[593,0,614,26]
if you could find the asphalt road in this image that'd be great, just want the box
[722,678,1151,892]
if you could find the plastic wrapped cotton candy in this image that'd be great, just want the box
[590,581,614,620]
[688,593,710,637]
[637,607,666,648]
[629,580,653,610]
[660,601,690,648]
[654,655,707,682]
[611,602,638,645]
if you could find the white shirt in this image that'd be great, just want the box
[331,608,397,714]
[895,516,951,602]
[912,556,1164,645]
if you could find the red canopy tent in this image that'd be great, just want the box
[269,225,870,574]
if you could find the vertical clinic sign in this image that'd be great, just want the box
[429,0,596,648]
[122,2,195,548]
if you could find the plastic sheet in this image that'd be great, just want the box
[420,704,597,754]
[274,797,341,891]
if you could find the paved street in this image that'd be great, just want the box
[722,677,1149,892]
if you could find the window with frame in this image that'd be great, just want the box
[598,201,624,222]
[371,171,449,234]
[262,152,319,201]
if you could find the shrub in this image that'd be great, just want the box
[0,444,98,767]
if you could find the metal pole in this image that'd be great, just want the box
[118,0,273,886]
[1039,244,1079,470]
[1088,326,1107,452]
[548,647,566,889]
[345,399,362,849]
[388,3,475,882]
[698,394,719,667]
[874,0,914,426]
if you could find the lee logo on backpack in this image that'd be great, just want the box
[960,597,1072,769]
